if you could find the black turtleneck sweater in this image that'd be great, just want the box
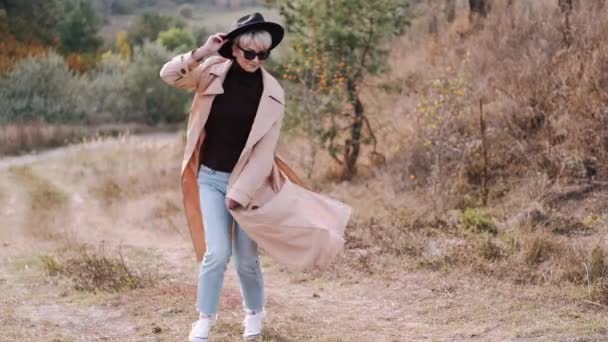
[200,62,263,172]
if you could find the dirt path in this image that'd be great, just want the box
[1,135,607,341]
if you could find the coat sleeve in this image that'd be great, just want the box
[227,118,283,208]
[159,50,205,92]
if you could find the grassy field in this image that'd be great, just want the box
[1,131,607,341]
[2,1,608,340]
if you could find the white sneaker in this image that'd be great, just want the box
[242,309,265,340]
[189,314,217,341]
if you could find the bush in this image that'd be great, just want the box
[157,27,195,51]
[41,248,157,293]
[86,54,132,123]
[124,42,191,124]
[178,4,194,19]
[127,12,185,47]
[88,44,191,124]
[192,25,209,46]
[459,208,496,234]
[0,51,88,123]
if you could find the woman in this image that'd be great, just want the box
[160,13,285,341]
[160,12,351,342]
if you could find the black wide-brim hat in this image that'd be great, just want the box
[218,12,284,59]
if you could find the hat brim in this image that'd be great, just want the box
[218,22,284,59]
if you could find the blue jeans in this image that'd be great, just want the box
[196,164,265,315]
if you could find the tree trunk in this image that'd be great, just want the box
[469,0,490,18]
[343,79,364,180]
[445,0,456,23]
[558,0,573,13]
[559,0,574,46]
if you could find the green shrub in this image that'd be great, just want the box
[127,12,185,47]
[87,44,190,125]
[60,0,102,54]
[86,54,132,123]
[157,27,195,51]
[192,25,209,47]
[178,4,194,19]
[459,208,497,234]
[0,51,88,123]
[125,42,191,124]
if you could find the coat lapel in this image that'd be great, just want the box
[200,59,231,95]
[240,67,284,153]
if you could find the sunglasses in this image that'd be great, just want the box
[237,45,271,61]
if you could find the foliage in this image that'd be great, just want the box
[0,0,103,72]
[126,12,186,47]
[179,4,194,19]
[116,31,132,59]
[459,208,496,234]
[157,27,195,52]
[87,43,191,124]
[414,68,472,211]
[0,51,88,123]
[110,0,136,14]
[269,0,410,179]
[192,25,209,46]
[0,0,64,46]
[86,53,132,122]
[123,42,191,124]
[59,0,103,54]
[0,35,46,74]
[0,42,190,125]
[65,53,99,73]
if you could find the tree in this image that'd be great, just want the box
[0,0,64,46]
[126,12,185,47]
[59,0,102,54]
[271,0,410,180]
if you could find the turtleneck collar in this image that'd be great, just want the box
[229,60,262,79]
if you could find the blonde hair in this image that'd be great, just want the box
[234,30,272,50]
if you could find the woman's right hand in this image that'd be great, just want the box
[199,32,226,56]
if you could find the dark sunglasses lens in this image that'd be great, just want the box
[242,49,270,61]
[243,50,256,60]
[258,50,270,60]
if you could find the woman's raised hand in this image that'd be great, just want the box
[202,33,228,54]
[192,33,227,61]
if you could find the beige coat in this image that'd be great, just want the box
[160,51,352,270]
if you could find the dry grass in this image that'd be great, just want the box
[345,0,608,216]
[85,134,183,207]
[0,122,85,156]
[3,2,608,339]
[0,122,176,157]
[288,0,608,308]
[39,247,158,293]
[8,165,70,240]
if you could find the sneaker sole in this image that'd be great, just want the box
[244,334,261,341]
